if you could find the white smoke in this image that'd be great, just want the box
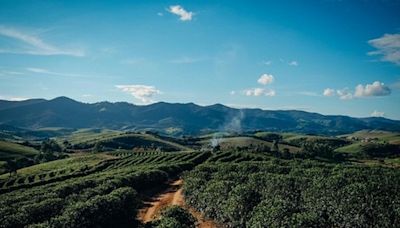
[210,110,245,148]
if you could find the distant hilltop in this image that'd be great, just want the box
[0,96,399,135]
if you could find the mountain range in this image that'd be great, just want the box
[0,96,399,135]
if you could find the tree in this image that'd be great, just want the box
[271,140,280,155]
[40,139,62,153]
[5,160,18,177]
[281,148,291,159]
[93,142,104,152]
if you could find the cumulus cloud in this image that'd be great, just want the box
[323,88,335,97]
[0,25,84,57]
[244,88,276,97]
[368,33,400,65]
[336,88,353,100]
[354,81,391,97]
[323,81,391,100]
[371,110,385,117]
[257,74,274,85]
[116,84,161,104]
[167,5,193,21]
[288,60,298,66]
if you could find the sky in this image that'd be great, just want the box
[0,0,400,119]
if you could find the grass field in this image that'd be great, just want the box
[0,140,39,160]
[200,136,300,152]
[340,130,400,145]
[58,129,191,151]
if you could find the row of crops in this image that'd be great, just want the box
[106,151,210,170]
[0,151,211,227]
[183,158,400,227]
[0,159,113,193]
[206,151,270,163]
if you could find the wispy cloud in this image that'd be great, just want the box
[371,110,385,117]
[26,67,89,78]
[288,60,299,66]
[0,95,30,101]
[167,5,194,21]
[298,91,320,97]
[263,60,272,65]
[336,88,353,100]
[115,84,161,104]
[0,25,84,57]
[243,88,276,97]
[120,58,147,65]
[0,69,24,77]
[257,74,274,85]
[169,56,202,64]
[368,33,400,65]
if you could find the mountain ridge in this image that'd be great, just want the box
[0,96,399,135]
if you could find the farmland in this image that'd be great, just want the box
[0,129,400,227]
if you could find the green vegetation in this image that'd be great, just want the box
[147,206,196,228]
[0,149,210,227]
[0,140,40,174]
[0,129,399,227]
[183,160,400,227]
[0,140,39,160]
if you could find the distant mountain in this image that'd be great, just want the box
[0,96,399,135]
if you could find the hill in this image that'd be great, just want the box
[0,97,399,135]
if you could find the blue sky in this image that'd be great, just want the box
[0,0,399,119]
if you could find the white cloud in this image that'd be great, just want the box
[230,91,236,95]
[169,56,201,64]
[324,81,391,100]
[371,110,385,117]
[167,5,193,21]
[298,91,319,97]
[0,25,84,57]
[368,33,400,65]
[120,58,147,65]
[257,74,274,85]
[288,60,298,66]
[354,81,391,97]
[116,84,161,104]
[263,60,272,65]
[323,88,335,97]
[26,67,88,78]
[336,88,353,100]
[244,88,276,97]
[0,95,29,101]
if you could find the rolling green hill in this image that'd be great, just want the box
[60,129,191,152]
[0,140,40,174]
[200,136,300,152]
[0,140,39,160]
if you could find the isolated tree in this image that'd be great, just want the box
[281,148,291,159]
[271,140,280,152]
[93,142,104,152]
[40,139,62,153]
[5,160,18,177]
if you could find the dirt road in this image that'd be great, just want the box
[137,179,220,228]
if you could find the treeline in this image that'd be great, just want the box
[183,160,400,227]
